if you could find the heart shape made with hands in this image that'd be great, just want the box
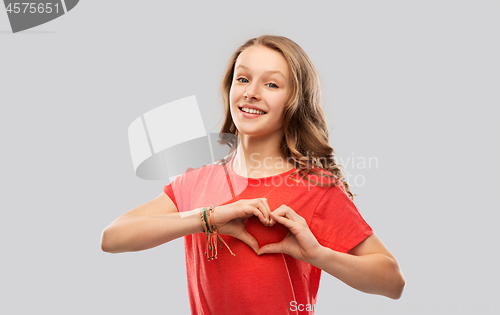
[244,215,289,249]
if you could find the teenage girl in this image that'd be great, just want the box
[101,35,405,315]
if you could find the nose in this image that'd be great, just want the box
[244,82,260,100]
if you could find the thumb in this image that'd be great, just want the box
[234,229,260,254]
[257,242,283,255]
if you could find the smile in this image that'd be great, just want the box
[239,107,267,115]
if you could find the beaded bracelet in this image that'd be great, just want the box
[200,205,235,260]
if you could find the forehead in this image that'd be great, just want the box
[235,45,289,78]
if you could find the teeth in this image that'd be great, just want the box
[241,107,265,115]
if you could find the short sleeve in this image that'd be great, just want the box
[310,183,373,253]
[163,183,178,209]
[162,170,190,212]
[161,167,199,212]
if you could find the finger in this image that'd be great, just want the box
[269,218,276,227]
[239,204,267,225]
[272,205,305,224]
[251,198,270,226]
[249,206,270,226]
[269,211,297,230]
[234,229,260,254]
[269,205,287,226]
[267,204,290,227]
[258,197,272,224]
[254,205,269,226]
[257,242,284,255]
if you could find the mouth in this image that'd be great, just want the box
[238,106,267,115]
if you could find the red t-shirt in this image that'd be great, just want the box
[163,154,373,315]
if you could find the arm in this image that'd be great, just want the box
[309,234,405,299]
[101,193,203,253]
[258,205,405,299]
[101,194,273,254]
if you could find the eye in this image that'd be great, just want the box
[237,77,249,83]
[266,83,279,88]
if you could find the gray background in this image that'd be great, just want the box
[1,1,498,314]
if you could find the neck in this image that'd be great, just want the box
[232,132,295,178]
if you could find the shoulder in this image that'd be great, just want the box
[298,167,354,208]
[172,162,228,186]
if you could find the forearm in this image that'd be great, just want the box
[101,208,202,253]
[309,246,405,299]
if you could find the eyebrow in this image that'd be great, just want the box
[235,65,286,80]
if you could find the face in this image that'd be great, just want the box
[229,45,290,140]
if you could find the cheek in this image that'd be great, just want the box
[268,92,289,111]
[229,83,242,101]
[229,86,239,118]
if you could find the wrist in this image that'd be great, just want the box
[199,205,236,260]
[306,244,329,266]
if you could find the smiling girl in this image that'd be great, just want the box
[101,35,405,314]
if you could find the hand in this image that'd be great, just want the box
[257,205,323,263]
[213,198,272,253]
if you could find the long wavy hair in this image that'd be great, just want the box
[217,35,355,200]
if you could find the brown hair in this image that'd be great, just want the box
[218,35,356,200]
